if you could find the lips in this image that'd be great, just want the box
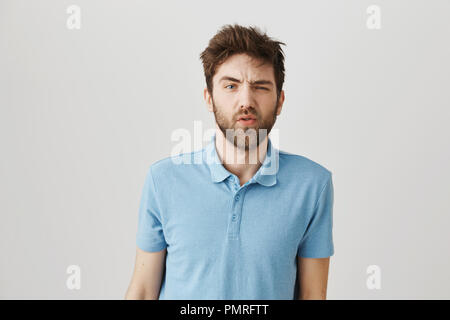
[237,115,256,121]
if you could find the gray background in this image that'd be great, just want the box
[1,0,449,299]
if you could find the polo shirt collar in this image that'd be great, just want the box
[203,133,278,187]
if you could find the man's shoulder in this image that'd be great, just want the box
[278,149,332,183]
[147,149,205,177]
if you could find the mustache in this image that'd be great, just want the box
[235,111,257,120]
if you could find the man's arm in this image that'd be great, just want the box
[297,256,330,300]
[125,246,166,300]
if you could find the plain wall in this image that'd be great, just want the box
[1,0,449,299]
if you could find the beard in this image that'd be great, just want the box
[212,96,279,151]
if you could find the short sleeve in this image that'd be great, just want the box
[136,166,168,252]
[297,174,334,258]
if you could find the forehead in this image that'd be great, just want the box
[214,53,274,82]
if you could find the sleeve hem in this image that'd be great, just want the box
[136,237,167,252]
[298,246,334,258]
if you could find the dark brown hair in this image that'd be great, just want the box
[199,24,286,99]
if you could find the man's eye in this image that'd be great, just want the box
[225,84,235,89]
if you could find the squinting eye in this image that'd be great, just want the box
[225,85,235,89]
[257,87,268,90]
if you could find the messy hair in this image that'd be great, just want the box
[199,24,286,99]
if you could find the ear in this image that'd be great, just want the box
[204,88,214,112]
[276,90,285,116]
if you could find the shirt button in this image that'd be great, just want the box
[232,214,238,221]
[235,195,240,201]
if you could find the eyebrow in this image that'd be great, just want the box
[219,76,274,86]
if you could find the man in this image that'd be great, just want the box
[125,24,334,300]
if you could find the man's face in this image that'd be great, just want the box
[205,53,284,151]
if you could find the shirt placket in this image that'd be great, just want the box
[226,175,253,241]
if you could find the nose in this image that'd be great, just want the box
[238,83,255,110]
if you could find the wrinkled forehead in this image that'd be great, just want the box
[213,53,274,82]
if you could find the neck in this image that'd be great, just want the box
[214,128,269,185]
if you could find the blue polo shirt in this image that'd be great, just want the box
[136,133,334,300]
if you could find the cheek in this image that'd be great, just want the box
[215,92,233,106]
[214,97,232,115]
[259,106,277,122]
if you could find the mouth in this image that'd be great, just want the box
[237,114,257,121]
[237,116,257,125]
